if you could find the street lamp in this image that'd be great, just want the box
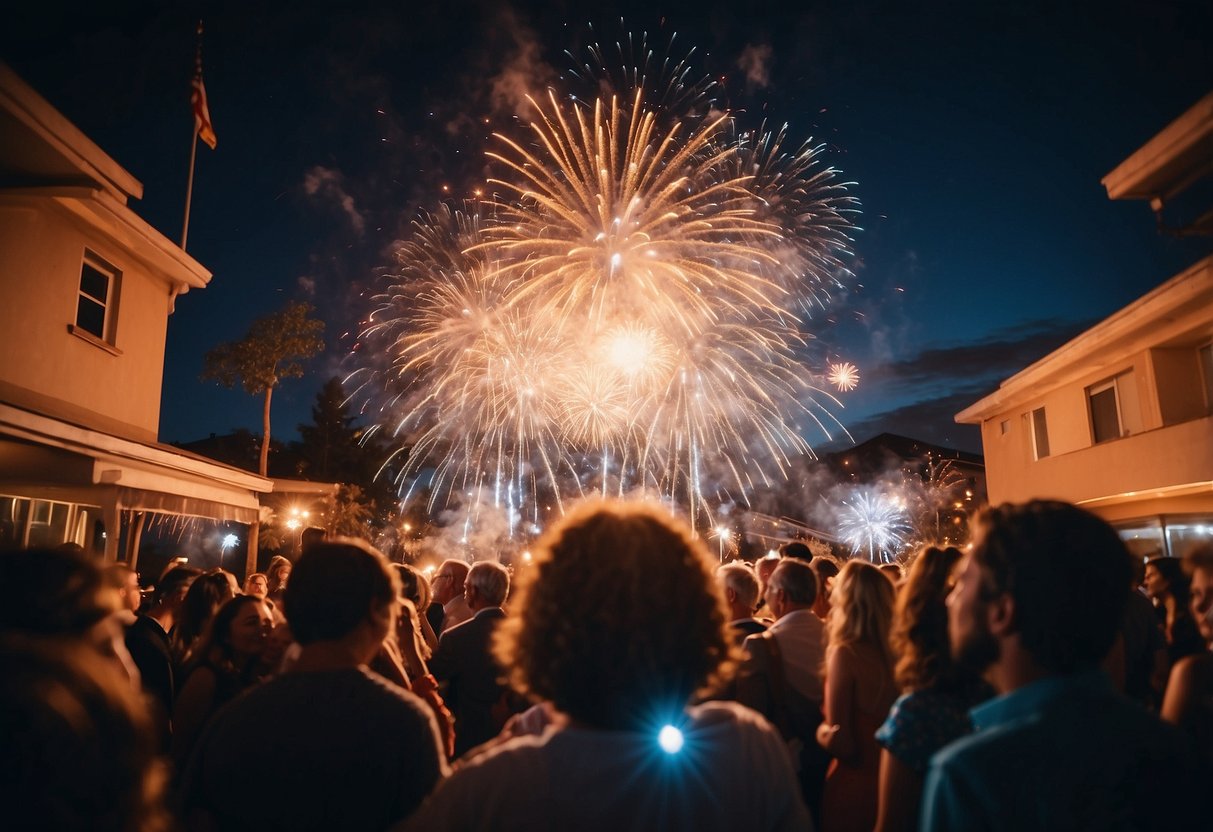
[711,525,732,562]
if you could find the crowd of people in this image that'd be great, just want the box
[0,498,1207,830]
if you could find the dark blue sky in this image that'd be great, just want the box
[4,0,1210,457]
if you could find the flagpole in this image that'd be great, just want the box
[182,123,198,250]
[181,19,204,251]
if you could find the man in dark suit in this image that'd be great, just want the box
[716,562,767,644]
[429,560,511,758]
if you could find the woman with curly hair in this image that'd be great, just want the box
[171,594,273,766]
[873,546,993,832]
[400,499,810,831]
[816,559,897,832]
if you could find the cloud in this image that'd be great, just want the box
[837,385,991,453]
[834,317,1096,453]
[302,166,366,235]
[865,317,1093,392]
[737,43,774,90]
[487,7,556,119]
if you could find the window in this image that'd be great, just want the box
[1088,380,1121,443]
[1087,371,1141,444]
[1029,407,1049,459]
[74,252,119,343]
[999,419,1010,436]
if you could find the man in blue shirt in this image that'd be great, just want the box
[921,500,1197,831]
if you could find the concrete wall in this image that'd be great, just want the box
[0,197,169,442]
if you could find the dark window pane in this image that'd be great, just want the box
[76,296,105,338]
[80,262,109,303]
[1032,408,1050,458]
[1090,387,1120,443]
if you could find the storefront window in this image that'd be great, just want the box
[1164,517,1213,559]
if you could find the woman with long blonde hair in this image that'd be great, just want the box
[816,559,897,832]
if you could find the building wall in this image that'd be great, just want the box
[980,337,1212,511]
[0,197,169,442]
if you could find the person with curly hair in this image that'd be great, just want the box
[399,499,810,831]
[816,559,897,832]
[873,546,992,832]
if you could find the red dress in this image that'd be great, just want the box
[820,647,894,832]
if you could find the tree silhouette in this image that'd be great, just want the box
[201,301,324,476]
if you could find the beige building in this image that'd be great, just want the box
[956,94,1213,560]
[0,63,271,569]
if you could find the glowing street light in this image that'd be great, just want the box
[710,525,733,562]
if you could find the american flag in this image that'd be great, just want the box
[191,27,217,150]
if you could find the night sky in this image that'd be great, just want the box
[4,0,1210,458]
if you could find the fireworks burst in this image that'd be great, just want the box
[355,35,859,531]
[828,361,860,392]
[838,490,910,563]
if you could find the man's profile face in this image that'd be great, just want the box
[947,552,999,673]
[431,567,460,605]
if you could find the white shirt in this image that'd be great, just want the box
[759,608,826,702]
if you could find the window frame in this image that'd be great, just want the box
[1029,406,1050,460]
[1087,377,1123,444]
[69,250,122,353]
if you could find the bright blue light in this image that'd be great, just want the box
[657,724,684,754]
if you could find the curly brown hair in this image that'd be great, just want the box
[493,500,734,731]
[891,545,964,691]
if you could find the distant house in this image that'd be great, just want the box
[956,94,1213,560]
[0,63,272,569]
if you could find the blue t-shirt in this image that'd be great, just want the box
[874,680,991,772]
[921,670,1199,831]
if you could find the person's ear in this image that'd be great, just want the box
[724,587,738,605]
[987,592,1015,637]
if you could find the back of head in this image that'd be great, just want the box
[284,538,399,645]
[0,637,169,832]
[497,500,731,731]
[892,545,964,690]
[467,561,510,607]
[972,500,1131,674]
[770,558,818,607]
[300,527,327,553]
[0,547,116,637]
[829,560,895,657]
[717,562,760,611]
[810,555,840,587]
[153,566,200,608]
[780,541,813,561]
